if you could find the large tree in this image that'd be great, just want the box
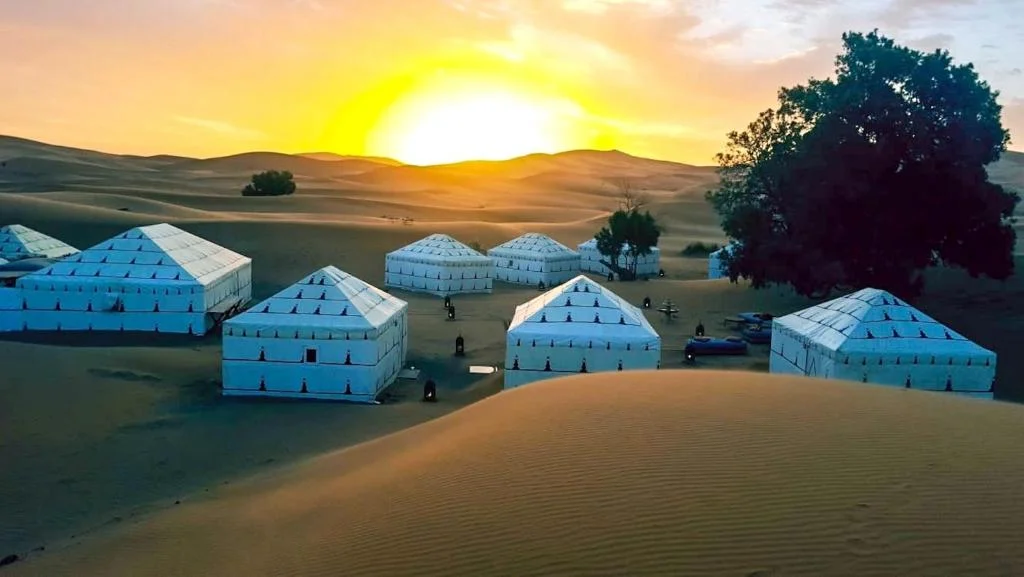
[706,30,1019,298]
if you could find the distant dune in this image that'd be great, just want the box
[11,371,1024,577]
[297,151,404,165]
[163,151,396,177]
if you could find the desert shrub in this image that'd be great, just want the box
[242,170,296,197]
[680,242,721,257]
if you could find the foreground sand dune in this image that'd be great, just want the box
[11,371,1024,577]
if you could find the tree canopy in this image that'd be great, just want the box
[706,30,1019,298]
[242,170,297,197]
[595,209,661,280]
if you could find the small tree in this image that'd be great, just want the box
[242,170,297,197]
[706,30,1019,298]
[608,177,649,212]
[595,209,661,280]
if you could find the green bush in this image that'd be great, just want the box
[680,241,720,257]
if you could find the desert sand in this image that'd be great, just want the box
[1,134,1023,573]
[8,371,1024,576]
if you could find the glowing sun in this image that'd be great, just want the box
[376,88,567,165]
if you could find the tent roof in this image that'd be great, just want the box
[20,223,250,286]
[226,266,407,334]
[709,242,738,258]
[508,275,659,340]
[387,234,491,263]
[577,238,661,254]
[0,224,79,260]
[489,233,577,259]
[774,288,995,356]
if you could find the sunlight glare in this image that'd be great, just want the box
[376,87,569,165]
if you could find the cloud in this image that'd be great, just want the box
[172,116,265,140]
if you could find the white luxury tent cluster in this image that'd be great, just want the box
[0,223,252,335]
[504,275,661,389]
[384,234,494,296]
[768,288,996,398]
[577,238,661,277]
[0,224,79,261]
[222,266,409,403]
[488,233,580,287]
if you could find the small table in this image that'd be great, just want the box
[723,316,746,329]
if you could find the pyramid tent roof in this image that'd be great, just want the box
[387,234,492,264]
[0,224,79,261]
[225,266,407,337]
[20,223,249,287]
[489,233,577,259]
[508,275,659,341]
[774,288,995,357]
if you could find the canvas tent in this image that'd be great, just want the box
[222,266,408,402]
[707,242,737,280]
[577,238,660,277]
[504,275,661,389]
[488,233,580,287]
[0,224,79,261]
[385,233,494,296]
[769,288,996,398]
[13,223,252,335]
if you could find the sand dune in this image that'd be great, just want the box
[297,152,403,165]
[1,134,1023,572]
[164,152,392,177]
[9,371,1024,577]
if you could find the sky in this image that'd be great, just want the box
[1,0,1022,165]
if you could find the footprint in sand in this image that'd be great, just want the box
[843,502,887,556]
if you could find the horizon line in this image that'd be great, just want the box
[0,132,717,169]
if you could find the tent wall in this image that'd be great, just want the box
[503,334,660,389]
[769,323,995,397]
[708,252,727,279]
[203,259,253,312]
[384,256,493,296]
[0,287,22,332]
[10,258,252,335]
[222,309,408,402]
[578,243,660,276]
[16,281,207,333]
[491,253,580,287]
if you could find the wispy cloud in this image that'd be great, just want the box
[172,116,265,140]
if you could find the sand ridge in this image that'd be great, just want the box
[9,371,1024,577]
[1,135,1023,573]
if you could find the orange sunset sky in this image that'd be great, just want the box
[1,0,1022,165]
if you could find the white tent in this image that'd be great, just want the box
[769,288,996,398]
[577,238,660,277]
[488,233,580,287]
[0,286,18,331]
[222,266,408,403]
[385,233,494,296]
[0,224,79,261]
[504,275,661,389]
[13,223,252,335]
[707,242,737,280]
